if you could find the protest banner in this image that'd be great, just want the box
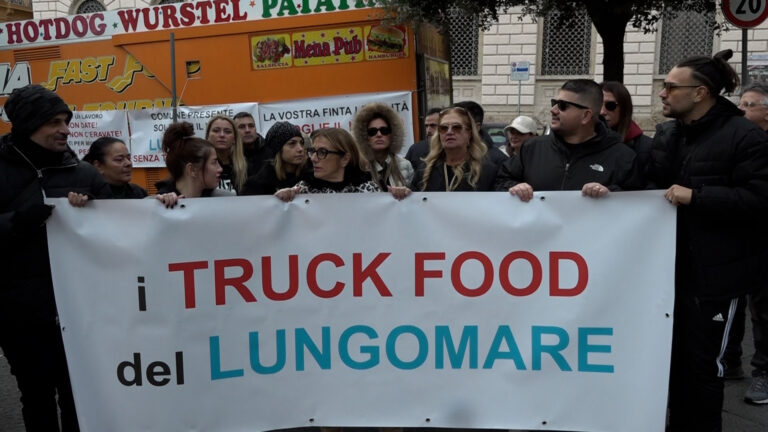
[46,191,675,432]
[259,91,414,153]
[66,110,129,159]
[126,103,257,167]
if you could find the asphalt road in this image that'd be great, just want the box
[1,320,767,432]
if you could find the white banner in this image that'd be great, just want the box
[46,191,676,432]
[259,91,415,154]
[126,103,257,167]
[67,110,129,160]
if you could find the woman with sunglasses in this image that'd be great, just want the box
[600,81,652,175]
[352,102,413,191]
[274,128,380,201]
[408,106,496,192]
[241,122,309,195]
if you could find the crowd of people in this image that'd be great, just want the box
[1,48,767,432]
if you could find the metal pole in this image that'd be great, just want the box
[742,28,749,88]
[170,32,177,123]
[517,80,521,115]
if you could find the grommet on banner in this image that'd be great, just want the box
[665,313,670,318]
[425,418,431,423]
[179,204,186,209]
[309,418,315,423]
[542,420,548,425]
[304,199,310,204]
[540,195,546,201]
[422,196,428,202]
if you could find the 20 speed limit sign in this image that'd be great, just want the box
[723,0,768,28]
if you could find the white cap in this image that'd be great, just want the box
[504,116,538,135]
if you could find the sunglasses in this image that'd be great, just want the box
[662,82,701,92]
[367,126,392,137]
[551,98,590,111]
[438,123,467,134]
[603,101,618,112]
[307,147,345,159]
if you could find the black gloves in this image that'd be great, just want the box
[12,204,54,233]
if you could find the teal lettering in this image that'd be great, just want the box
[261,0,278,17]
[482,325,526,369]
[277,0,299,16]
[339,325,379,369]
[532,326,572,371]
[578,327,614,373]
[295,327,331,371]
[209,336,244,380]
[386,325,428,370]
[435,325,478,369]
[314,0,336,13]
[249,330,286,374]
[337,0,349,10]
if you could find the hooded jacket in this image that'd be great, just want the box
[0,134,110,323]
[351,102,412,188]
[648,96,768,299]
[495,121,640,192]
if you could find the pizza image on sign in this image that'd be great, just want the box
[251,34,292,69]
[367,25,404,53]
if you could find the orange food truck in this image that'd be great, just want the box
[0,0,452,191]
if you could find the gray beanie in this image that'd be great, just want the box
[4,84,73,138]
[265,122,302,154]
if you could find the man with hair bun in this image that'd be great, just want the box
[0,84,111,431]
[649,50,768,431]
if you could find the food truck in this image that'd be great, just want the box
[0,0,452,190]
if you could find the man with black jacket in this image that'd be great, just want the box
[648,51,768,431]
[234,111,273,176]
[495,79,639,199]
[0,84,110,431]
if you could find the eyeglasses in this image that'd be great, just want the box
[551,99,590,111]
[603,101,618,112]
[367,126,392,137]
[662,82,701,92]
[306,147,345,159]
[438,123,467,134]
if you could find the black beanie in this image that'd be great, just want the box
[265,122,302,154]
[4,84,73,138]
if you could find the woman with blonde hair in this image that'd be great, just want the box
[206,115,247,194]
[275,127,380,201]
[351,102,413,191]
[409,106,496,192]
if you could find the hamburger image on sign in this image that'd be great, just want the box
[367,25,405,53]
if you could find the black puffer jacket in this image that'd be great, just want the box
[0,134,110,323]
[648,96,768,299]
[495,122,640,191]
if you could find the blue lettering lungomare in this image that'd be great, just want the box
[208,324,614,379]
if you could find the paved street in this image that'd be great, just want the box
[2,319,767,431]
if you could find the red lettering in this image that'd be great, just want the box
[499,251,542,296]
[168,261,209,309]
[195,1,214,25]
[161,5,180,29]
[54,17,70,39]
[89,13,106,36]
[213,0,230,23]
[451,251,493,297]
[261,255,299,301]
[353,252,392,297]
[231,0,248,21]
[71,15,88,37]
[549,251,588,297]
[307,253,345,298]
[39,19,54,40]
[415,252,445,296]
[5,22,21,44]
[22,22,38,42]
[117,9,142,32]
[179,2,196,26]
[214,258,256,305]
[142,7,161,31]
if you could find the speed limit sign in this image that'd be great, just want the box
[722,0,768,28]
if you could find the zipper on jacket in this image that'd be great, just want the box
[560,162,570,190]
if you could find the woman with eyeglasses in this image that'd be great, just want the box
[352,102,413,191]
[407,106,496,192]
[206,115,248,194]
[154,122,234,208]
[274,128,380,201]
[600,81,652,175]
[241,122,309,195]
[82,137,147,199]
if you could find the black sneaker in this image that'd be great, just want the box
[745,375,768,404]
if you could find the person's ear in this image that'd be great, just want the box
[185,162,197,178]
[340,153,351,168]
